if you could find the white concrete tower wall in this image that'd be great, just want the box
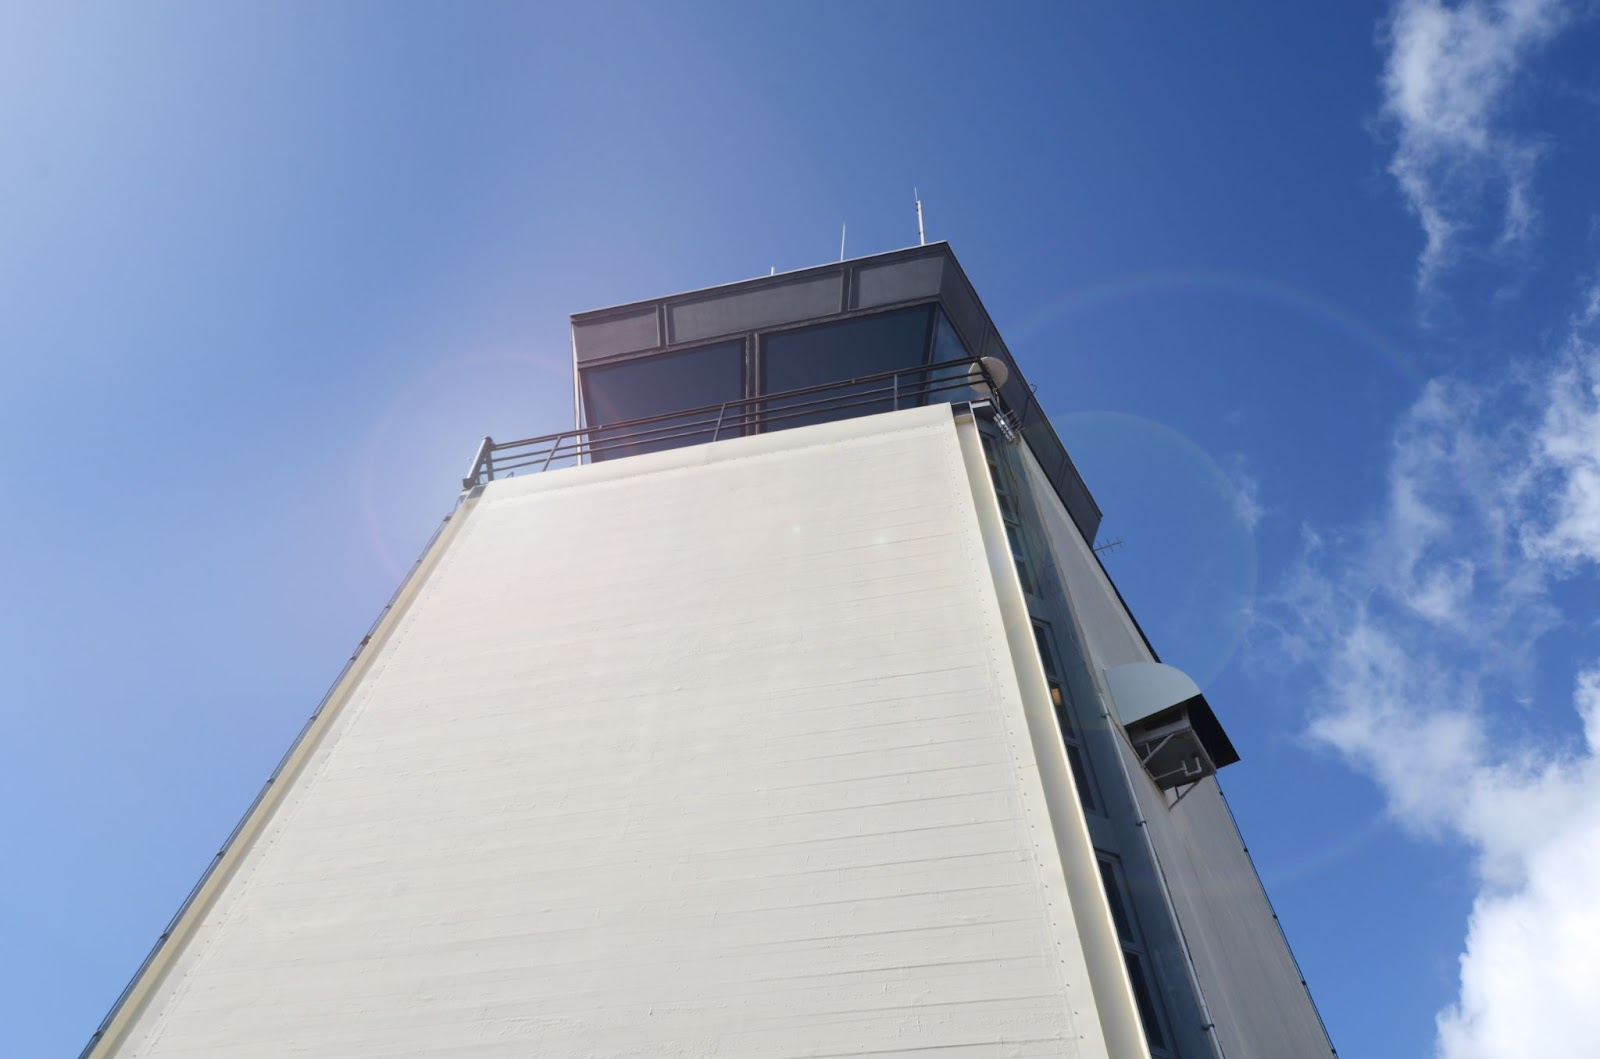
[94,407,1148,1059]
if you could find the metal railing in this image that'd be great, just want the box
[462,356,1008,490]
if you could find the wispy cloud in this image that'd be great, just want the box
[1381,0,1571,288]
[1526,342,1600,567]
[1265,312,1600,1055]
[1225,455,1265,531]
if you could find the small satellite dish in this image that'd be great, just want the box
[965,356,1011,391]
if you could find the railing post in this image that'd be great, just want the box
[892,373,900,410]
[462,436,494,490]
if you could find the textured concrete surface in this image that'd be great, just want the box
[108,407,1116,1059]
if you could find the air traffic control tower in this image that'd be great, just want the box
[84,244,1334,1059]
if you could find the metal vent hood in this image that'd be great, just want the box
[1105,662,1240,790]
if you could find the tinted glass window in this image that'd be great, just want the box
[761,306,933,431]
[930,310,971,365]
[928,310,976,401]
[580,341,744,459]
[1014,553,1037,596]
[1097,859,1135,942]
[1066,742,1095,808]
[1005,523,1026,559]
[1032,624,1060,679]
[996,488,1019,523]
[1098,855,1170,1054]
[1123,951,1168,1050]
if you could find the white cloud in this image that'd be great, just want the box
[1579,278,1600,326]
[1435,668,1600,1057]
[1381,0,1571,287]
[1268,318,1600,1056]
[1526,352,1600,564]
[1225,456,1265,531]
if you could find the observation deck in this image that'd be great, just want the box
[463,243,1103,543]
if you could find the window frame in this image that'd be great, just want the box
[1032,617,1101,815]
[755,304,939,420]
[578,338,751,460]
[1096,852,1175,1058]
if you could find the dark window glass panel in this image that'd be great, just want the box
[1097,859,1135,943]
[1014,555,1037,596]
[1123,951,1169,1051]
[1032,623,1060,679]
[761,306,933,431]
[982,428,1013,494]
[1051,686,1073,734]
[580,341,745,459]
[1005,523,1024,558]
[1066,742,1095,810]
[927,309,977,402]
[930,309,972,365]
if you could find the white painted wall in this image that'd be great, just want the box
[107,407,1124,1059]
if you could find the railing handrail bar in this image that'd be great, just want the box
[462,356,1004,489]
[488,356,981,452]
[481,376,980,472]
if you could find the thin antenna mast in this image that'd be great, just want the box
[915,188,926,246]
[839,223,847,262]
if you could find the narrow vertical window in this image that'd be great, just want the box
[1065,744,1097,812]
[1032,619,1099,813]
[987,440,1039,599]
[1098,854,1172,1056]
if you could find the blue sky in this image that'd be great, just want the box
[4,2,1599,1056]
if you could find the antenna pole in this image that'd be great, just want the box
[915,188,925,246]
[839,223,846,262]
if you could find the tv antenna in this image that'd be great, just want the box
[915,188,926,246]
[1093,537,1124,556]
